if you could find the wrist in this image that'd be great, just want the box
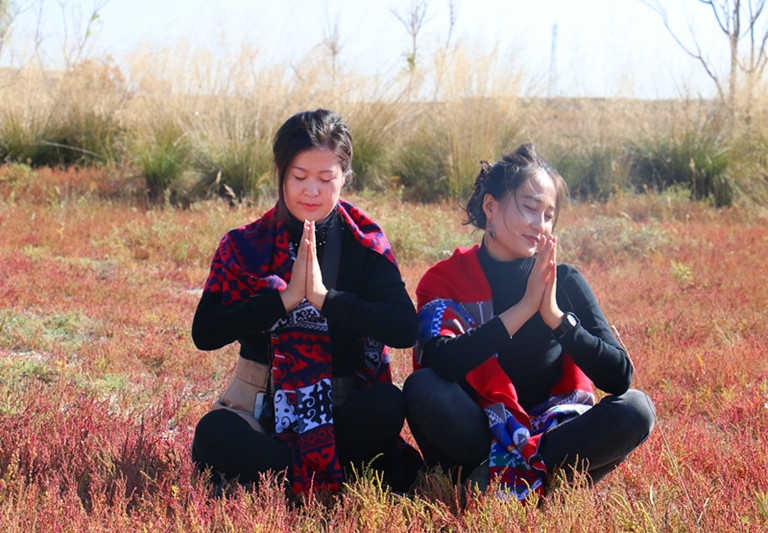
[280,288,302,312]
[308,289,328,311]
[552,312,579,340]
[544,310,565,330]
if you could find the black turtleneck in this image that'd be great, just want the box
[191,208,418,377]
[422,243,633,411]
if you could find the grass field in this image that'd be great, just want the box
[1,165,768,531]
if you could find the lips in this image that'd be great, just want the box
[523,235,539,246]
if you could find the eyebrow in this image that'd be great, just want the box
[521,192,555,209]
[289,165,337,174]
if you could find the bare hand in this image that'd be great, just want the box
[279,219,310,311]
[539,236,564,329]
[305,220,329,310]
[498,235,555,336]
[520,235,554,316]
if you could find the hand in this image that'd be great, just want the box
[305,220,329,310]
[520,235,554,316]
[498,235,554,336]
[279,219,310,311]
[539,236,564,329]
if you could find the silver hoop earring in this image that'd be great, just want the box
[488,223,496,240]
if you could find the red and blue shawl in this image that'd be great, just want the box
[415,244,594,500]
[204,200,395,495]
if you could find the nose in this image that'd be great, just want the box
[531,213,545,231]
[305,178,319,196]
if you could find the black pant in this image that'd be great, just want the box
[403,368,655,486]
[192,382,409,488]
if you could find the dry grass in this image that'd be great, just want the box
[2,41,768,206]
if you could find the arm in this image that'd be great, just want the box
[419,236,554,381]
[191,289,287,350]
[422,318,511,381]
[556,265,633,394]
[321,248,418,349]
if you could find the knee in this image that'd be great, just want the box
[403,368,442,406]
[376,382,406,424]
[619,389,656,443]
[192,410,228,464]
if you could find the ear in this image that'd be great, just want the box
[482,193,497,224]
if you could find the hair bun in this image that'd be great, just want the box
[474,160,493,189]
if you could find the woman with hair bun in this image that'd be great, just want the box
[404,143,655,500]
[191,109,420,496]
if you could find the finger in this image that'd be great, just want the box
[549,235,557,257]
[307,220,317,268]
[535,237,553,271]
[296,220,310,259]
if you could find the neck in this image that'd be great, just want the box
[483,234,525,262]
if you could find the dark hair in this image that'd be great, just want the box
[464,143,568,230]
[273,108,353,214]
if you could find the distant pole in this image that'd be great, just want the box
[548,23,558,98]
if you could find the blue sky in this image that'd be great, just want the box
[3,0,726,98]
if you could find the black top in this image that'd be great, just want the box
[192,210,418,377]
[422,243,633,411]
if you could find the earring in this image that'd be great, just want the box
[488,223,496,240]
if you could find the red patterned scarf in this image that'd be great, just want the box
[204,200,395,495]
[415,245,594,500]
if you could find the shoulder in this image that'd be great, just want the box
[556,262,582,280]
[557,263,593,290]
[416,245,486,305]
[221,206,278,244]
[338,200,396,264]
[419,245,480,282]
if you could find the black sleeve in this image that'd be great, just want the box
[422,317,511,382]
[556,265,633,395]
[321,249,418,349]
[191,289,287,351]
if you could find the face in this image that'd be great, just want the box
[483,170,557,261]
[282,147,345,222]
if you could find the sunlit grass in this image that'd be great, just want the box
[1,168,768,530]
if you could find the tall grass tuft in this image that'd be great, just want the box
[533,98,642,200]
[129,114,192,204]
[393,42,525,202]
[628,102,734,206]
[0,61,127,166]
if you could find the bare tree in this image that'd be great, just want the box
[30,0,109,69]
[322,19,342,88]
[0,0,32,61]
[642,0,768,113]
[392,0,430,72]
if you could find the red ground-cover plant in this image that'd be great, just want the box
[2,167,768,531]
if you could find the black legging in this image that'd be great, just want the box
[403,368,655,486]
[192,382,406,487]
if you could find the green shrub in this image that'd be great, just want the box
[132,121,191,203]
[188,99,276,201]
[0,110,69,166]
[547,143,631,201]
[391,129,449,202]
[628,111,733,206]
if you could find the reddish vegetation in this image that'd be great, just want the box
[1,165,767,531]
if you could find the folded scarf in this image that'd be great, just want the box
[204,200,395,495]
[415,245,594,500]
